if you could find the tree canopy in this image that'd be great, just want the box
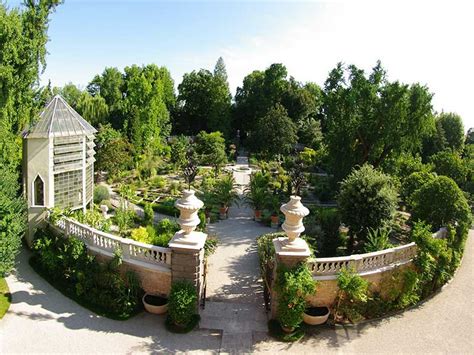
[323,61,433,181]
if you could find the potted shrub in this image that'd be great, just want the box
[244,186,267,222]
[266,193,282,228]
[303,306,330,325]
[142,293,168,315]
[167,280,199,332]
[275,263,316,333]
[213,175,239,220]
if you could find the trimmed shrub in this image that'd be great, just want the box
[168,281,198,327]
[93,185,110,204]
[143,202,154,225]
[402,171,436,207]
[430,150,467,186]
[410,175,471,232]
[338,164,398,251]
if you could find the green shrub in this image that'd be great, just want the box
[114,207,135,233]
[143,202,154,225]
[168,281,198,327]
[130,227,151,244]
[152,198,179,216]
[338,164,398,251]
[334,267,369,323]
[150,175,167,189]
[411,175,471,232]
[93,185,110,204]
[32,228,142,319]
[363,227,393,252]
[402,171,436,207]
[74,209,111,232]
[275,263,316,330]
[430,150,467,186]
[305,208,344,257]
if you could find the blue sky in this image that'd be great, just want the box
[7,0,474,129]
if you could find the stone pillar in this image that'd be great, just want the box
[271,195,311,317]
[169,190,207,300]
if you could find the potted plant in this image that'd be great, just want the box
[142,293,168,315]
[266,193,282,228]
[303,306,330,325]
[213,174,239,220]
[244,186,267,221]
[275,263,316,333]
[166,280,200,332]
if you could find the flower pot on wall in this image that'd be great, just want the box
[303,306,330,325]
[143,293,168,315]
[254,209,262,222]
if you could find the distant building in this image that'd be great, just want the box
[23,95,97,245]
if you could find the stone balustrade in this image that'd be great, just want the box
[307,228,446,280]
[55,217,172,270]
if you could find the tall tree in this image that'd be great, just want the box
[247,104,297,158]
[76,92,109,127]
[0,0,61,170]
[122,64,171,156]
[437,112,465,153]
[323,61,433,181]
[175,58,232,136]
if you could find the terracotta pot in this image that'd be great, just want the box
[270,214,279,228]
[142,293,168,315]
[281,325,295,334]
[219,206,228,220]
[254,209,262,221]
[303,306,330,325]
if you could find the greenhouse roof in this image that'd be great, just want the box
[27,95,97,138]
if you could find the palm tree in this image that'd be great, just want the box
[213,174,239,219]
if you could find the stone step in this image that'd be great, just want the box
[199,301,268,333]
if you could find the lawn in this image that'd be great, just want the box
[0,277,11,319]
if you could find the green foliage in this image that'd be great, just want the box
[168,281,198,327]
[204,235,218,258]
[244,172,270,211]
[363,227,393,252]
[430,150,467,186]
[194,131,227,175]
[411,175,471,231]
[0,277,11,319]
[338,164,398,251]
[95,125,133,177]
[32,228,142,319]
[248,104,298,158]
[76,92,109,126]
[74,209,111,232]
[93,185,110,204]
[143,202,154,225]
[334,268,369,323]
[402,171,436,207]
[436,113,465,153]
[169,135,191,170]
[130,227,151,244]
[323,61,433,181]
[305,208,344,257]
[411,222,459,297]
[175,58,232,137]
[212,174,239,208]
[114,206,135,234]
[0,165,26,276]
[151,198,179,217]
[275,263,316,329]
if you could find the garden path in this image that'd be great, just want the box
[199,155,276,352]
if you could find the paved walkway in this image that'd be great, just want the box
[200,155,275,352]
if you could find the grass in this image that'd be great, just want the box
[0,277,11,319]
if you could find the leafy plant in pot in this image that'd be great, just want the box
[266,193,282,228]
[142,293,168,315]
[275,263,316,334]
[166,280,200,333]
[213,175,239,220]
[244,186,267,222]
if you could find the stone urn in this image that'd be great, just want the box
[279,196,310,252]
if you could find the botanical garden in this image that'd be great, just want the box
[1,1,473,352]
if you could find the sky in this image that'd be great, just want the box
[7,0,474,129]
